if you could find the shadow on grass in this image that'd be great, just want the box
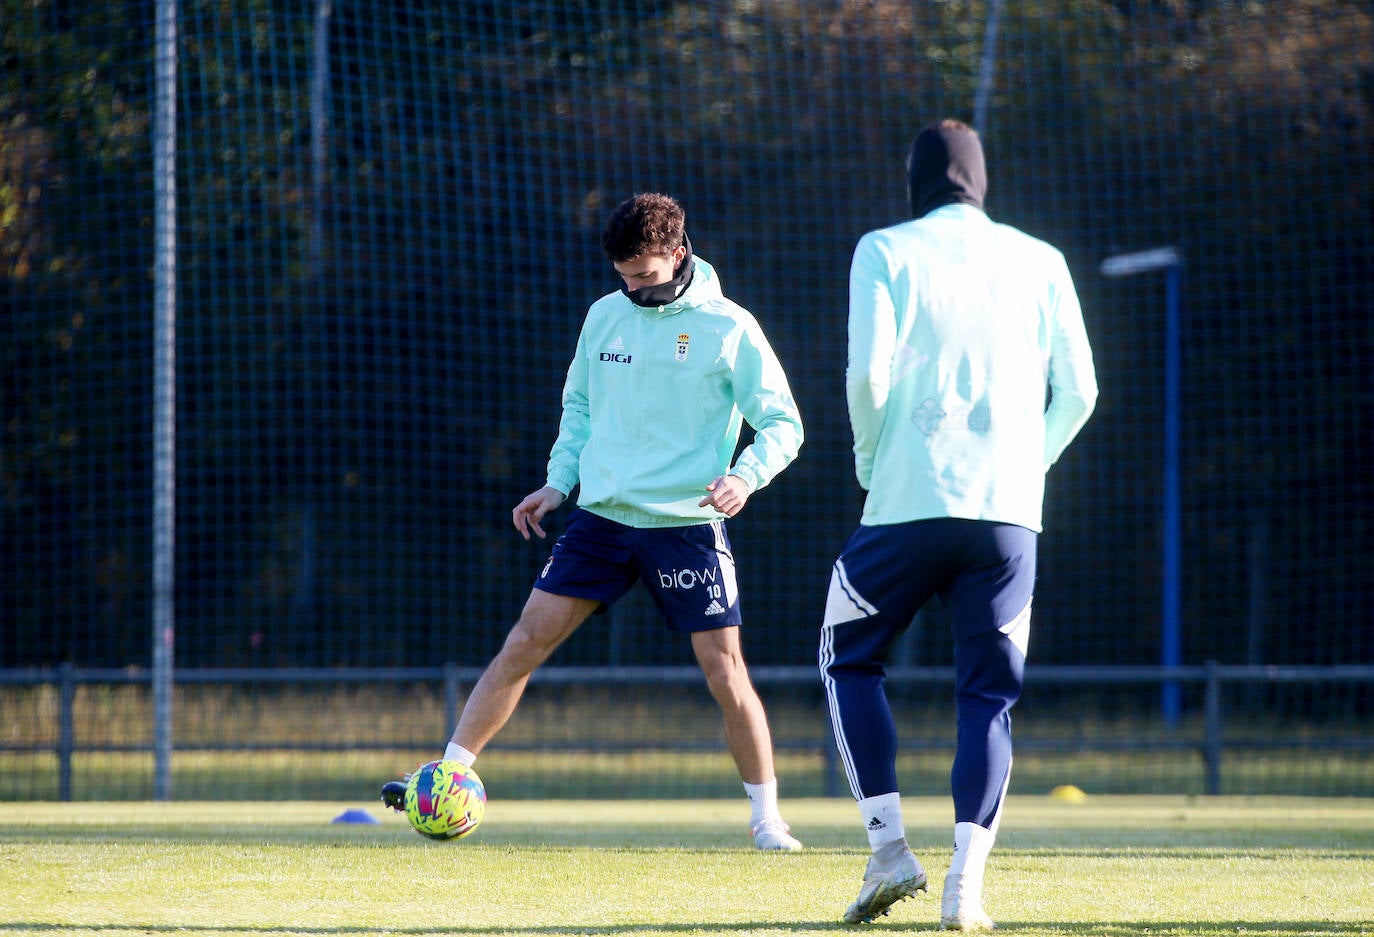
[1,922,1370,936]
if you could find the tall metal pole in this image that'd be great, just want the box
[309,0,331,281]
[1161,261,1183,722]
[972,0,1006,133]
[151,0,179,800]
[1100,247,1184,725]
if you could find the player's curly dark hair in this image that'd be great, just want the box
[601,192,685,262]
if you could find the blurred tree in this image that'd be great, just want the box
[2,0,1370,670]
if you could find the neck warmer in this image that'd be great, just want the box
[906,123,988,218]
[622,234,696,308]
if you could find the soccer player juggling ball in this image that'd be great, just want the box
[385,193,806,850]
[821,120,1098,928]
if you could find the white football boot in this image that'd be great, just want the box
[940,872,996,931]
[842,840,928,923]
[750,817,803,851]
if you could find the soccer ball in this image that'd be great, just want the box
[403,759,486,840]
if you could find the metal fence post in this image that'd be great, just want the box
[822,741,842,798]
[444,662,461,742]
[150,0,179,804]
[58,663,75,802]
[1203,660,1222,795]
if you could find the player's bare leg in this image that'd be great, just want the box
[691,626,774,781]
[382,589,598,811]
[691,626,801,850]
[451,589,600,755]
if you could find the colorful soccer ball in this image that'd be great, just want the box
[403,759,486,840]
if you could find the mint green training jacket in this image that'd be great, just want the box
[847,204,1098,532]
[545,257,803,528]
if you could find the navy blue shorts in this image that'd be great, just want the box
[535,509,742,632]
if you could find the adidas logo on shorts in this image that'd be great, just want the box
[704,599,726,616]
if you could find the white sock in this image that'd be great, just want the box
[444,742,477,766]
[744,778,779,826]
[948,821,995,885]
[858,792,906,849]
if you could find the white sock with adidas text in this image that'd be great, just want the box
[858,791,905,850]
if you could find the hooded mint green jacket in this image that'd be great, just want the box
[546,257,803,528]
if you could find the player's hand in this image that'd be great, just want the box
[512,486,565,540]
[698,475,750,517]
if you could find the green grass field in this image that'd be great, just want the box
[1,795,1370,936]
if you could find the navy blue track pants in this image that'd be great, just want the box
[819,517,1036,829]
